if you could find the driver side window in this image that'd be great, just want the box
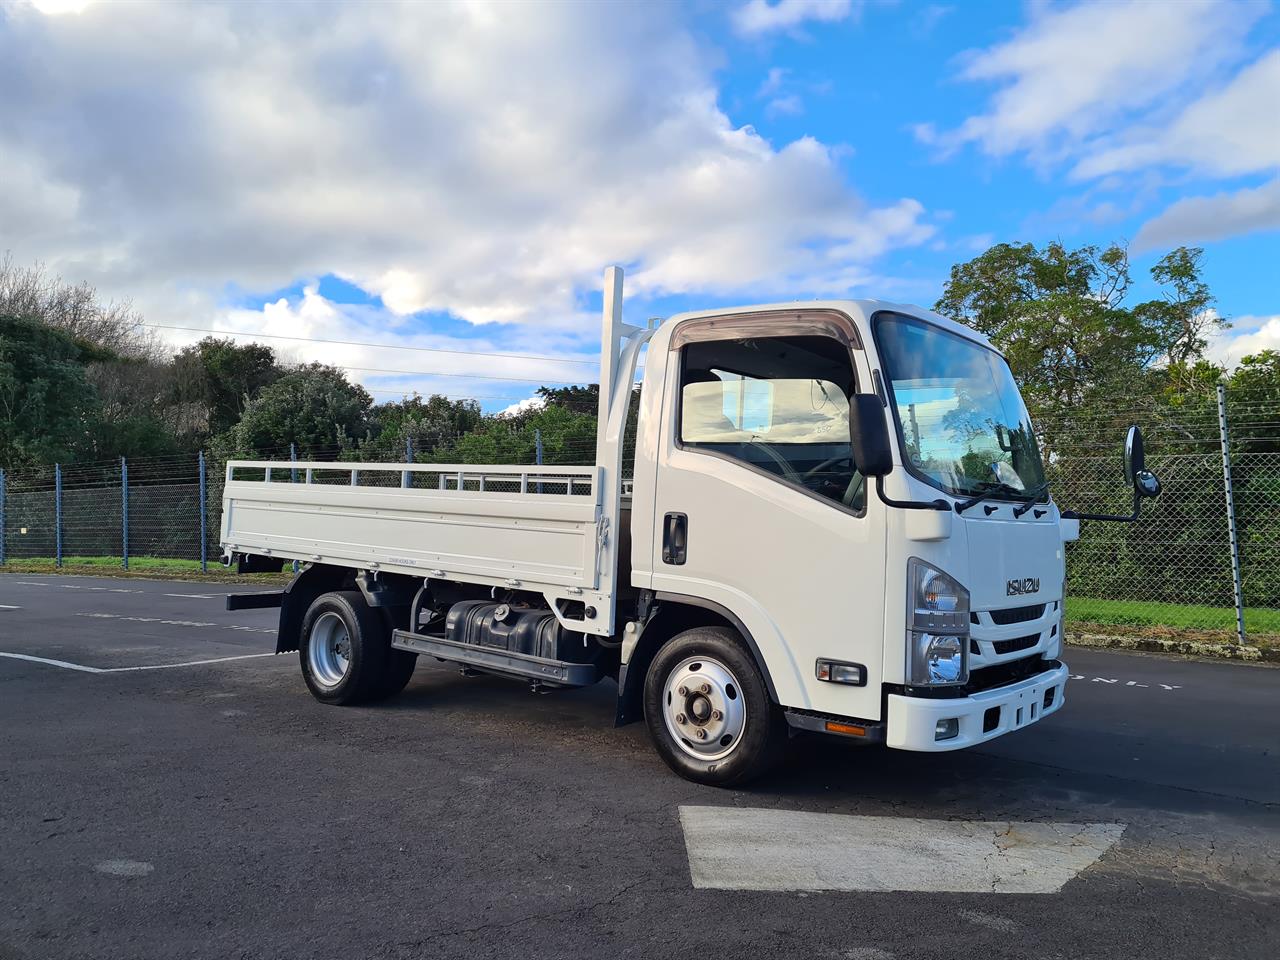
[678,334,865,512]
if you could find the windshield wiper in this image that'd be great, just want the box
[954,484,1015,515]
[1012,482,1051,517]
[957,481,1050,516]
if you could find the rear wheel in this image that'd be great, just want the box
[375,646,418,699]
[299,591,413,704]
[643,626,786,786]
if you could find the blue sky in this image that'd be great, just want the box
[2,0,1278,410]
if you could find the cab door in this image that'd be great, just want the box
[649,312,887,721]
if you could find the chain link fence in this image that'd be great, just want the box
[2,393,1277,644]
[1042,388,1279,644]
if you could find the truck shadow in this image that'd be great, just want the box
[752,731,1257,822]
[369,662,1256,822]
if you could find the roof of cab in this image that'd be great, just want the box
[658,298,996,353]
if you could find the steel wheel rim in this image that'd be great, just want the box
[662,655,747,762]
[308,611,351,688]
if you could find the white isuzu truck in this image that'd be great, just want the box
[222,267,1160,785]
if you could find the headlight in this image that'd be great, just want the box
[907,559,969,686]
[909,632,966,684]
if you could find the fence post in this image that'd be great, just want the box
[535,428,543,494]
[402,436,413,488]
[55,463,63,569]
[1216,384,1247,645]
[121,457,129,571]
[0,468,6,566]
[199,451,208,574]
[289,444,299,574]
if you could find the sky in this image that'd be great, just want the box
[1,0,1277,412]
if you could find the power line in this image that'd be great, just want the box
[364,386,534,402]
[340,363,591,385]
[141,322,601,367]
[141,322,647,387]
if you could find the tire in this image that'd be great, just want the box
[374,648,418,700]
[642,626,786,786]
[299,590,398,705]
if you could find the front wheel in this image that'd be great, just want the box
[643,626,786,786]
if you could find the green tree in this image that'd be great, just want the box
[367,394,482,458]
[0,314,100,469]
[435,404,597,465]
[1143,247,1220,369]
[226,364,373,456]
[934,242,1220,452]
[81,356,184,461]
[536,384,599,412]
[173,337,282,437]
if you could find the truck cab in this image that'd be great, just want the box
[222,267,1159,786]
[625,299,1070,768]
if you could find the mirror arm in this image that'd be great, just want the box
[874,475,951,512]
[1060,488,1142,523]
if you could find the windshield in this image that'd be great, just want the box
[874,312,1046,500]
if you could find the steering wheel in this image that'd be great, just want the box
[748,438,804,485]
[801,455,865,509]
[802,454,854,481]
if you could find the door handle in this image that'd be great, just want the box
[662,512,687,565]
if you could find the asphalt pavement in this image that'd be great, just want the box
[1,573,1276,960]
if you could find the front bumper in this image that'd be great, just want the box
[885,661,1068,751]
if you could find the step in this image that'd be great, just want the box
[390,630,598,687]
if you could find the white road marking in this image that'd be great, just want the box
[0,652,102,673]
[6,580,144,593]
[1070,674,1182,690]
[678,806,1124,894]
[0,604,20,610]
[78,612,275,633]
[0,651,275,673]
[163,593,217,599]
[51,584,144,594]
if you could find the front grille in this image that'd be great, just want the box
[992,633,1039,655]
[964,656,1054,695]
[988,603,1046,625]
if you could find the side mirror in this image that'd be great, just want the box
[850,394,893,477]
[1124,425,1161,499]
[1123,425,1145,485]
[1063,425,1161,521]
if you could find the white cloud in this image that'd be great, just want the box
[910,5,953,38]
[26,0,94,14]
[0,0,931,355]
[157,286,606,405]
[757,66,789,97]
[1074,50,1280,181]
[930,0,1264,162]
[766,94,805,117]
[732,0,854,38]
[1206,314,1280,367]
[497,396,547,418]
[1134,178,1280,251]
[919,0,1278,253]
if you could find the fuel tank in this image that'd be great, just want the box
[444,600,597,664]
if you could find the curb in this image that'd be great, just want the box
[1068,631,1279,664]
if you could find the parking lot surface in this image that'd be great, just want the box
[1,573,1277,960]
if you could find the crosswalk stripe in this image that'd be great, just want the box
[678,806,1124,894]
